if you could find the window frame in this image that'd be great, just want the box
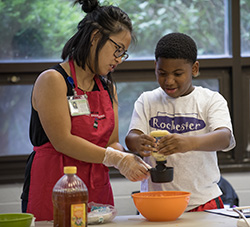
[1,0,250,184]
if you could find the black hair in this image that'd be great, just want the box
[62,0,134,102]
[155,33,197,64]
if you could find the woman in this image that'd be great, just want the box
[21,0,150,221]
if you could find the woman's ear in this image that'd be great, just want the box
[90,30,100,45]
[192,61,200,78]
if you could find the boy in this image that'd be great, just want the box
[125,33,236,211]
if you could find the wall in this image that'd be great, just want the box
[0,172,249,215]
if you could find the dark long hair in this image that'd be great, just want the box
[62,0,134,102]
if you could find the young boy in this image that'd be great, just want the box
[125,33,236,211]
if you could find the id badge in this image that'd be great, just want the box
[68,95,90,116]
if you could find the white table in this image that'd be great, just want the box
[36,211,239,227]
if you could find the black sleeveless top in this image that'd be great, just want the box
[29,64,111,146]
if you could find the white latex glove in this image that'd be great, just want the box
[103,147,151,182]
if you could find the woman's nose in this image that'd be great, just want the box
[116,58,123,64]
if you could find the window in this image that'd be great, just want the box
[126,0,229,59]
[0,0,250,183]
[240,0,250,56]
[117,81,159,148]
[0,85,33,156]
[1,0,229,61]
[0,0,82,61]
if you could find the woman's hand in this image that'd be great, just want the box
[103,147,151,182]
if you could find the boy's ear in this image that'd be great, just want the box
[192,61,200,77]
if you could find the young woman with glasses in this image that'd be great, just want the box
[21,0,150,221]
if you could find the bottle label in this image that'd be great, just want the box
[71,203,86,227]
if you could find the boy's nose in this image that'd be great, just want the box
[165,76,175,85]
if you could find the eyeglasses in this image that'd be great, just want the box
[108,38,129,62]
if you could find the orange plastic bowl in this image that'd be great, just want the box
[132,191,191,222]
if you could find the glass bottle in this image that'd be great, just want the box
[52,166,88,227]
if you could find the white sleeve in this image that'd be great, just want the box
[127,93,149,135]
[207,92,236,151]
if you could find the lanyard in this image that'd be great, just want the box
[67,59,90,116]
[67,76,77,97]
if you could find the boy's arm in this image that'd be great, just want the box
[125,129,156,157]
[189,127,231,151]
[158,127,232,156]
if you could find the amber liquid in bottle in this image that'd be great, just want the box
[52,167,88,227]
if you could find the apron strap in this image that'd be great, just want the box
[94,75,105,91]
[69,59,104,93]
[69,58,77,85]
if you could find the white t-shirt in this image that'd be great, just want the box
[128,86,236,210]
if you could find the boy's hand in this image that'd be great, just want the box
[125,129,157,157]
[136,134,156,157]
[157,133,193,156]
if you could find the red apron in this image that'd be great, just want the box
[27,60,115,221]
